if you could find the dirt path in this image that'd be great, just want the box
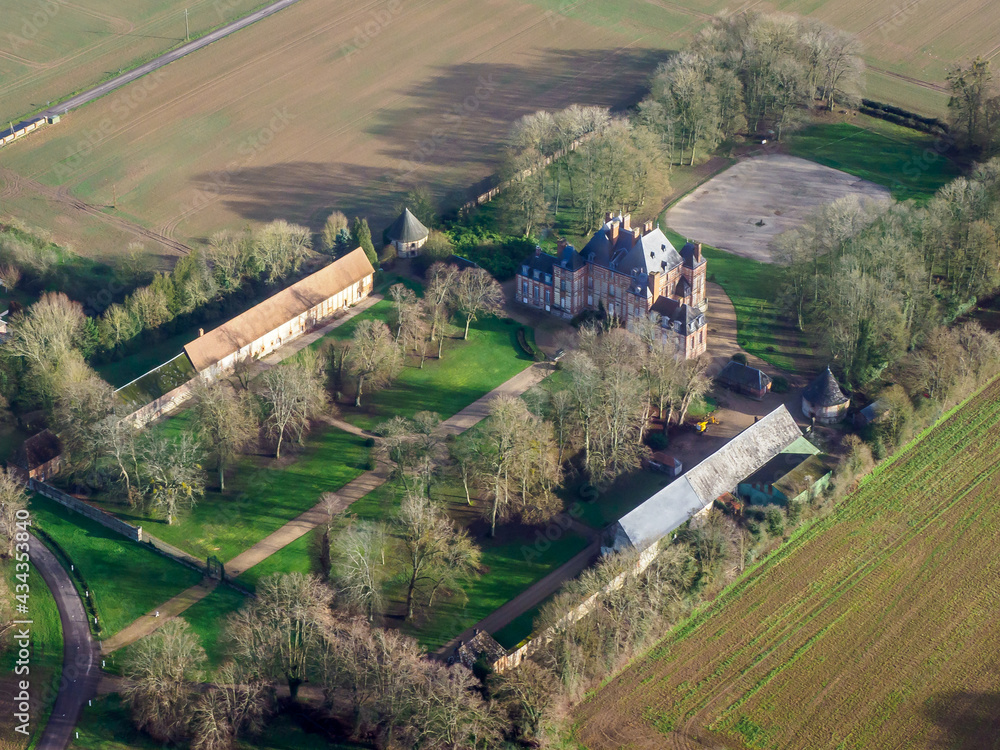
[435,536,601,657]
[436,362,555,437]
[101,343,555,653]
[0,166,192,257]
[100,580,219,655]
[29,535,100,750]
[223,460,393,578]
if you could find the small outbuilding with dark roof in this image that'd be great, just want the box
[386,207,429,258]
[716,360,772,400]
[10,429,63,482]
[802,366,850,424]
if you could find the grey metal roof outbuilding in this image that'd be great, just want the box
[609,405,804,552]
[386,208,429,244]
[803,366,849,407]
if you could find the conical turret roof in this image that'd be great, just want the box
[386,207,429,243]
[803,366,849,407]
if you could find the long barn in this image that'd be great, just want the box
[183,247,375,379]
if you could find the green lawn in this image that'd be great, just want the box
[784,118,962,202]
[566,469,673,531]
[69,695,368,750]
[1,557,62,750]
[100,413,369,563]
[237,527,325,589]
[660,228,816,372]
[29,494,202,638]
[308,296,535,430]
[400,528,589,651]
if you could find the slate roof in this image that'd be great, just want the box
[803,366,849,407]
[651,296,706,334]
[716,360,771,391]
[685,405,804,504]
[610,405,804,551]
[386,208,429,243]
[680,241,706,269]
[581,217,682,277]
[12,429,62,470]
[184,248,374,372]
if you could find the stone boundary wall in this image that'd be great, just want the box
[492,543,661,673]
[124,378,199,429]
[460,133,595,213]
[29,478,143,542]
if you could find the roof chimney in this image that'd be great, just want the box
[632,227,641,241]
[644,220,653,234]
[622,213,631,231]
[696,242,703,262]
[198,328,204,337]
[556,238,567,251]
[604,211,614,224]
[535,245,541,257]
[609,220,619,243]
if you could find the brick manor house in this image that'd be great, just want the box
[516,212,708,358]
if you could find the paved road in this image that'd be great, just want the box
[29,535,99,750]
[4,0,305,134]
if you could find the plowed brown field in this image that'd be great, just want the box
[0,0,706,258]
[574,378,1000,750]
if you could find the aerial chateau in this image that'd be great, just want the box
[516,212,708,358]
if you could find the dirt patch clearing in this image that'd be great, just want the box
[666,154,890,263]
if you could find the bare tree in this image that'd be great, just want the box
[397,491,481,619]
[388,283,419,340]
[190,661,270,750]
[488,660,557,743]
[256,354,328,458]
[139,432,206,524]
[254,219,311,282]
[0,470,28,559]
[675,354,711,427]
[5,292,84,368]
[227,573,333,699]
[52,371,116,473]
[452,268,504,340]
[192,379,259,490]
[425,263,459,342]
[0,264,21,292]
[347,319,401,407]
[121,619,205,742]
[330,520,387,621]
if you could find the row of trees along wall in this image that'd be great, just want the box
[492,542,661,673]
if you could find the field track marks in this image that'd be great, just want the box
[0,166,191,255]
[656,390,1000,750]
[32,0,388,189]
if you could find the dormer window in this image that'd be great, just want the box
[522,265,529,275]
[533,270,540,280]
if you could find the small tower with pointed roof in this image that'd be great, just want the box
[386,207,429,258]
[802,366,850,424]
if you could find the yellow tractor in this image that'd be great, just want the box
[695,414,719,433]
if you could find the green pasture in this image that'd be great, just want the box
[29,494,202,638]
[784,118,962,202]
[101,413,369,563]
[310,296,535,431]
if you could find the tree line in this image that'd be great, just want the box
[776,158,1000,387]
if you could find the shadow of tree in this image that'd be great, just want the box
[924,691,1000,749]
[188,48,672,235]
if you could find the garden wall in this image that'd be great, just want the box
[491,542,661,673]
[29,478,143,542]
